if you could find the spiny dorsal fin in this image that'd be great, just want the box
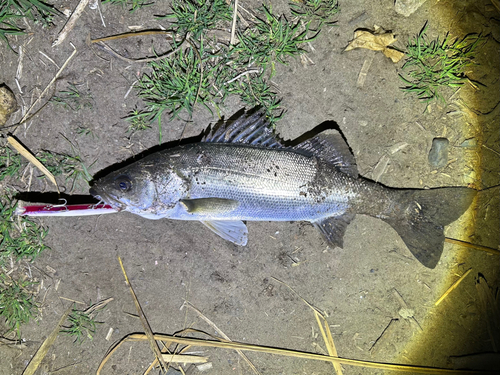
[293,130,358,177]
[202,110,284,148]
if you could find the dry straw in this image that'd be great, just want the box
[118,257,169,372]
[22,306,72,375]
[98,331,491,375]
[7,136,59,193]
[182,301,261,375]
[271,276,342,374]
[97,272,493,374]
[435,268,473,306]
[445,237,500,256]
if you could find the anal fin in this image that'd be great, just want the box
[312,213,355,248]
[200,220,248,246]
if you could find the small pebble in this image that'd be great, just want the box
[428,138,449,168]
[395,0,428,17]
[197,363,213,372]
[459,138,477,148]
[0,84,18,126]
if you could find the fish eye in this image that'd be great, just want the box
[115,175,132,192]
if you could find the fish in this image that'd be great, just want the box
[90,109,476,268]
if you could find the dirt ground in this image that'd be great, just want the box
[1,0,499,374]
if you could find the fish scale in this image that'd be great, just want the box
[169,143,352,221]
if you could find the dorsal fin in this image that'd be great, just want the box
[202,110,284,148]
[293,130,358,177]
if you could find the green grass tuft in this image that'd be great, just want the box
[102,0,154,13]
[137,44,213,122]
[226,74,282,125]
[0,0,60,50]
[126,108,152,135]
[163,0,233,39]
[0,276,38,336]
[0,147,22,181]
[400,23,482,103]
[0,186,49,336]
[233,5,314,76]
[60,305,101,343]
[0,198,49,266]
[36,150,93,192]
[76,126,96,139]
[290,0,339,28]
[130,1,326,139]
[50,84,94,111]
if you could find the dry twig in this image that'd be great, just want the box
[435,268,472,306]
[118,257,168,372]
[98,331,492,374]
[53,0,90,46]
[22,306,72,375]
[182,301,261,375]
[7,136,59,193]
[445,237,500,256]
[19,46,77,126]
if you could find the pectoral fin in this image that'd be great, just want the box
[200,220,248,246]
[312,213,355,248]
[180,198,239,215]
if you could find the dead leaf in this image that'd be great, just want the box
[345,29,404,63]
[345,30,394,51]
[383,48,405,63]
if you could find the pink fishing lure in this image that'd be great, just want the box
[15,203,117,217]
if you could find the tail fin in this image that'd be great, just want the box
[382,187,476,268]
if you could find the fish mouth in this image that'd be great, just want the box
[89,187,125,212]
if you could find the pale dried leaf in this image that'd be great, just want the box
[383,48,405,63]
[345,29,403,63]
[345,30,396,52]
[388,142,409,155]
[372,154,390,182]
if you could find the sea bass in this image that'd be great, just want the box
[90,110,475,268]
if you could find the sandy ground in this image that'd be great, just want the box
[1,0,499,374]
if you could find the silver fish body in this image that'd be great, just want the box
[91,110,475,268]
[149,143,380,221]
